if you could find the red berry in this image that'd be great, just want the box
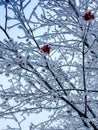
[18,55,22,59]
[21,62,25,66]
[53,95,57,99]
[83,12,94,21]
[90,14,94,19]
[40,45,50,54]
[7,64,11,67]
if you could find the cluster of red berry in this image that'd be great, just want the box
[83,11,94,21]
[40,45,50,55]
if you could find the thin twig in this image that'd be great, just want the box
[0,26,10,39]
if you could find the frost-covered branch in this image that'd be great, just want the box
[0,0,98,129]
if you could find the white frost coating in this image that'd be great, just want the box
[0,0,98,130]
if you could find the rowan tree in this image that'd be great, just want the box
[0,0,98,129]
